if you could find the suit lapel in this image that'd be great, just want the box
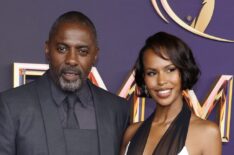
[88,81,114,155]
[35,74,66,155]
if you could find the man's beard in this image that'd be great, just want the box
[50,64,85,92]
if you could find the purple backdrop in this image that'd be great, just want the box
[0,0,233,154]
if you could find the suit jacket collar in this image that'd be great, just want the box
[87,80,116,155]
[50,76,93,107]
[36,74,113,155]
[35,73,67,155]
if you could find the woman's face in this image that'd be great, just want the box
[143,49,183,107]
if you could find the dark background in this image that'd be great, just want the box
[0,0,233,153]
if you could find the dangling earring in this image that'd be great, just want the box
[143,85,149,97]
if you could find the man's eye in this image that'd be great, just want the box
[57,45,67,53]
[78,48,89,56]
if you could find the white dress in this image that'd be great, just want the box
[178,146,189,155]
[124,143,189,155]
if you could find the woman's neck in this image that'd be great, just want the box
[153,98,183,124]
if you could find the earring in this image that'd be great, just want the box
[143,85,149,97]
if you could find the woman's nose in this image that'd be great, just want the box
[157,72,167,86]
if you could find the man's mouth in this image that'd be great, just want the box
[62,70,81,81]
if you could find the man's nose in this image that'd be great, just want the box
[65,50,78,66]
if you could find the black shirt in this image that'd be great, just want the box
[49,77,97,129]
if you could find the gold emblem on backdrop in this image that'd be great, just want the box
[183,75,233,142]
[151,0,234,42]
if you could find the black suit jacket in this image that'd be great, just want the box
[0,73,129,155]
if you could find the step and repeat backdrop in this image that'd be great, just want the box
[0,0,233,154]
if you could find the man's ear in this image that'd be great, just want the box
[94,47,99,65]
[45,41,50,62]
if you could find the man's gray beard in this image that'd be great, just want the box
[58,76,83,92]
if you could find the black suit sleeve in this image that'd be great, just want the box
[0,95,16,155]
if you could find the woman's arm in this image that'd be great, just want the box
[119,122,142,155]
[202,121,222,155]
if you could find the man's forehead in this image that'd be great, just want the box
[54,23,93,36]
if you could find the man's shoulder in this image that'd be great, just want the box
[0,82,36,112]
[1,81,35,96]
[1,73,49,95]
[0,74,48,99]
[88,82,129,111]
[89,82,127,102]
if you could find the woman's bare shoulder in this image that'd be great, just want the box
[190,114,220,137]
[187,114,222,155]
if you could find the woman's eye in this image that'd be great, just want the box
[146,71,156,76]
[167,67,177,73]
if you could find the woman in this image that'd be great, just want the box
[120,32,222,155]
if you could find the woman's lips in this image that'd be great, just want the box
[156,89,171,98]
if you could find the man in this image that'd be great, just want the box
[0,11,129,155]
